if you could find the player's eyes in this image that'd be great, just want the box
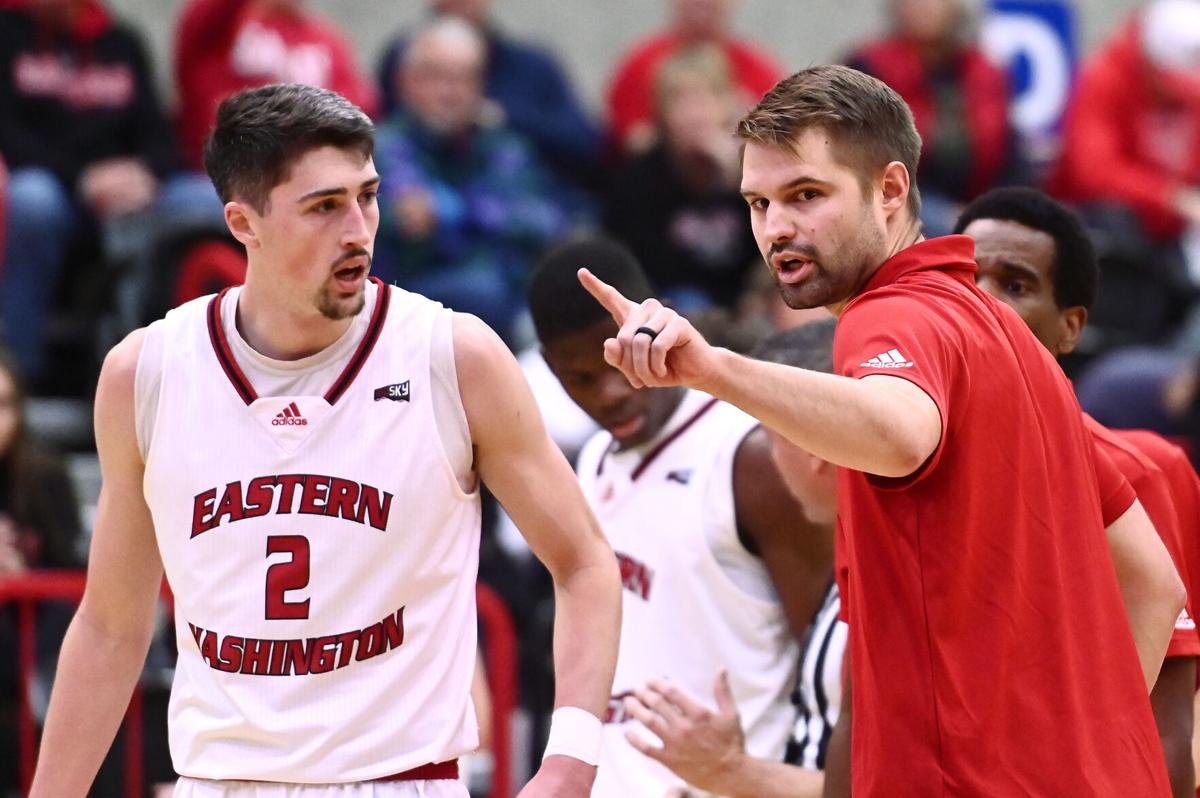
[360,190,378,205]
[747,198,768,211]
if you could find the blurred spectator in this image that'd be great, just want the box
[0,0,184,385]
[0,348,82,577]
[1047,0,1200,329]
[604,45,759,310]
[0,347,84,794]
[377,0,600,188]
[174,0,377,172]
[606,0,782,153]
[374,16,571,342]
[846,0,1015,236]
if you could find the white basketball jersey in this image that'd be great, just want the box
[577,391,799,798]
[138,278,482,783]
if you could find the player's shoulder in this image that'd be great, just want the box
[101,327,149,386]
[449,311,510,373]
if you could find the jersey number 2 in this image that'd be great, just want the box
[265,535,310,620]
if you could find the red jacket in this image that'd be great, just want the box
[174,0,377,170]
[1048,20,1200,240]
[605,31,781,150]
[849,36,1011,202]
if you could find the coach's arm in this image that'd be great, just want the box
[578,271,940,479]
[455,313,622,797]
[30,330,165,798]
[1106,499,1187,692]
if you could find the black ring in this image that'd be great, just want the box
[634,326,660,341]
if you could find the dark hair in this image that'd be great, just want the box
[736,65,923,219]
[528,235,654,345]
[953,186,1098,311]
[204,83,375,213]
[750,318,837,375]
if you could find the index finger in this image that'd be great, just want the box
[578,268,635,325]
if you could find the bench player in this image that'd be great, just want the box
[527,236,833,797]
[614,320,846,798]
[580,64,1184,796]
[29,84,620,798]
[956,186,1200,796]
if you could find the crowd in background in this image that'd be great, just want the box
[3,0,1200,793]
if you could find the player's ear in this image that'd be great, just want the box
[224,201,262,250]
[1055,307,1088,357]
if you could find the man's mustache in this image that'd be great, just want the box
[332,248,372,270]
[768,243,819,260]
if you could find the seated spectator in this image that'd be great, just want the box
[373,16,572,343]
[0,347,82,574]
[0,347,84,794]
[846,0,1014,236]
[0,0,201,387]
[604,45,759,310]
[174,0,377,173]
[376,0,601,188]
[1047,0,1200,332]
[606,0,782,153]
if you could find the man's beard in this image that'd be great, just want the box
[316,250,371,320]
[771,216,883,310]
[317,286,366,320]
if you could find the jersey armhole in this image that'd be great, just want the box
[134,321,166,465]
[431,309,477,495]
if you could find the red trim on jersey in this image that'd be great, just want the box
[631,398,718,480]
[205,279,391,407]
[377,759,459,781]
[596,397,720,480]
[324,276,390,405]
[207,288,258,405]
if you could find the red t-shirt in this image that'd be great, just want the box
[1086,417,1200,658]
[832,236,1168,797]
[1116,429,1200,651]
[174,0,378,170]
[604,31,781,150]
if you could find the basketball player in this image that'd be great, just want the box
[526,236,832,797]
[614,320,844,798]
[28,84,621,798]
[579,65,1185,795]
[955,186,1200,796]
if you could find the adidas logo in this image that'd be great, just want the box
[1177,608,1196,631]
[860,348,914,369]
[272,401,308,426]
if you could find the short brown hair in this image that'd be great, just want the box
[204,83,375,213]
[736,65,922,219]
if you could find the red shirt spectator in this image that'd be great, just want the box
[847,37,1010,203]
[605,0,781,152]
[845,0,1012,208]
[174,0,377,170]
[833,236,1168,796]
[1048,8,1200,241]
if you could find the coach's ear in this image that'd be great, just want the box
[224,201,261,251]
[879,160,910,220]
